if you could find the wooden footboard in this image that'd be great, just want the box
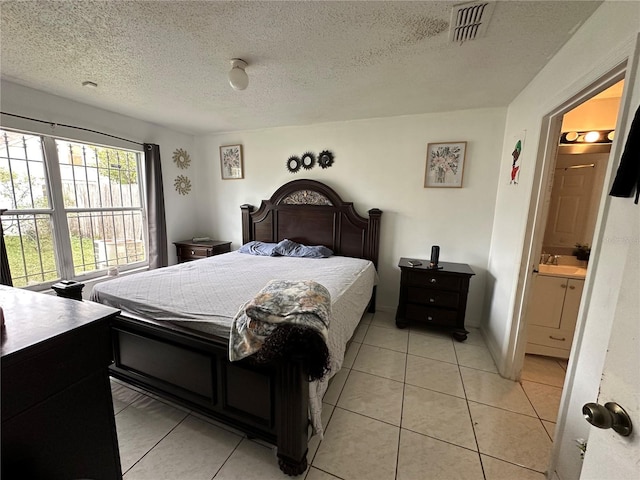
[109,316,309,475]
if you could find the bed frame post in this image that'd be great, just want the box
[240,204,253,245]
[367,208,382,267]
[276,360,309,476]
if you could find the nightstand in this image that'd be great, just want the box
[395,258,475,341]
[174,239,231,263]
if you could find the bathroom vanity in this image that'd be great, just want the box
[525,264,586,359]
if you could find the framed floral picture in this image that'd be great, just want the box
[220,144,244,180]
[424,141,467,188]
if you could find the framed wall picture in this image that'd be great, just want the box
[424,141,467,188]
[220,144,244,180]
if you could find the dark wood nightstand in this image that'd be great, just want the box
[395,258,475,341]
[174,239,231,263]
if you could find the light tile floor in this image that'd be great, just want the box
[111,311,567,479]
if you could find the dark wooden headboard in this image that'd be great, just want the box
[241,179,382,267]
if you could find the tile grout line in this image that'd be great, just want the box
[521,377,566,388]
[519,381,556,443]
[394,326,411,480]
[210,434,245,480]
[308,319,366,472]
[480,452,550,476]
[121,400,190,476]
[454,339,488,480]
[465,398,545,420]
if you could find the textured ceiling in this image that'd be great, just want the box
[0,1,602,135]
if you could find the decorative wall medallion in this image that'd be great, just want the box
[172,148,191,169]
[174,175,191,195]
[301,152,316,170]
[318,150,334,169]
[287,156,301,173]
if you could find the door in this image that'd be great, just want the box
[579,210,639,479]
[543,155,597,248]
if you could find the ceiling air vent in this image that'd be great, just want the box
[449,1,495,44]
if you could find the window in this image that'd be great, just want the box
[0,128,147,288]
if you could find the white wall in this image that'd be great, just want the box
[484,1,639,370]
[486,2,640,479]
[195,109,506,323]
[0,81,197,265]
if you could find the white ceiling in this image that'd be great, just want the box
[0,1,602,135]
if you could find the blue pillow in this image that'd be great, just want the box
[274,239,333,258]
[238,241,279,256]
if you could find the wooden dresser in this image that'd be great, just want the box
[1,286,122,479]
[395,258,475,341]
[174,239,231,263]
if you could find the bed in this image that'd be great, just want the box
[91,179,382,475]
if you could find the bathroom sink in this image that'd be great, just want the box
[538,264,588,278]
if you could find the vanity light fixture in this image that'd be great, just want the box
[228,59,249,91]
[565,131,579,142]
[584,131,601,143]
[560,129,615,145]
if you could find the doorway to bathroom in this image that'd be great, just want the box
[515,74,625,473]
[523,80,623,362]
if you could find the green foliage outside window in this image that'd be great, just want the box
[5,234,96,287]
[95,148,138,184]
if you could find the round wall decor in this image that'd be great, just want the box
[174,175,192,195]
[287,156,301,173]
[318,150,334,169]
[172,148,191,169]
[301,152,316,170]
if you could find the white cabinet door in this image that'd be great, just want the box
[560,278,584,332]
[528,275,566,328]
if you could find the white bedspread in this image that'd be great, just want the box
[91,251,377,436]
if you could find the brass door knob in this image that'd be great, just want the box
[582,402,632,436]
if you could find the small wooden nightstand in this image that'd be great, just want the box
[174,239,231,263]
[395,258,475,341]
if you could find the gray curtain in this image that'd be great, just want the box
[144,144,168,269]
[0,210,12,286]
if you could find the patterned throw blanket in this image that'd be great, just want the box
[229,280,332,381]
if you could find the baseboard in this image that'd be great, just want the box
[480,325,506,376]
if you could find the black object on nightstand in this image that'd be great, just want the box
[395,257,475,341]
[174,239,231,263]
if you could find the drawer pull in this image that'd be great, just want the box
[569,285,575,290]
[549,335,566,341]
[561,284,567,288]
[427,316,434,321]
[429,298,435,303]
[191,250,195,255]
[429,278,437,284]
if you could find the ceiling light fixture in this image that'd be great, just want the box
[228,59,249,91]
